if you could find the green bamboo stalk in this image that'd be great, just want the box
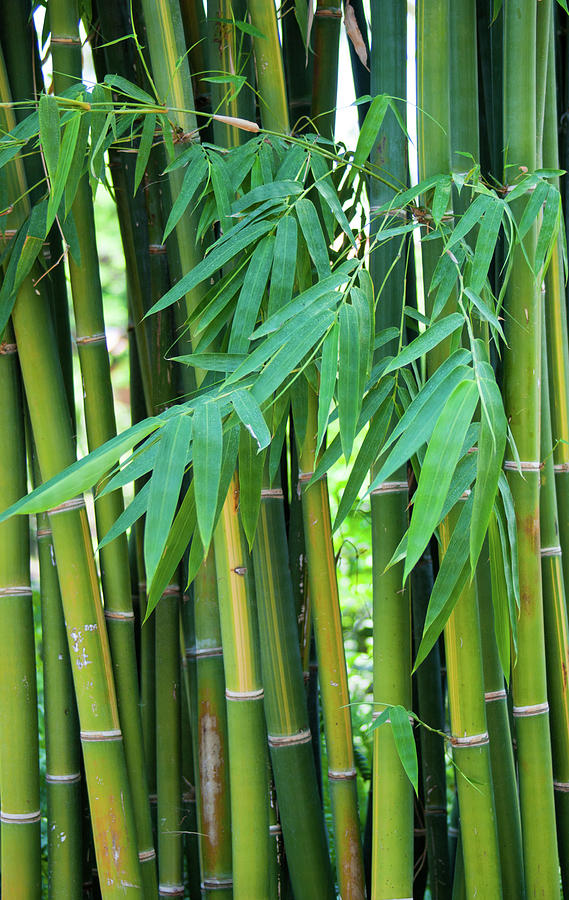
[476,550,525,899]
[192,547,233,898]
[503,1,560,894]
[411,548,451,900]
[206,0,255,147]
[0,324,41,899]
[369,3,413,895]
[50,4,157,890]
[282,0,313,129]
[37,508,84,899]
[345,0,370,129]
[252,479,335,900]
[213,474,270,898]
[540,301,569,895]
[247,0,289,133]
[179,612,202,900]
[298,393,366,900]
[311,0,342,139]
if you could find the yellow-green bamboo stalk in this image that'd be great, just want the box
[213,474,270,898]
[503,1,560,893]
[247,0,289,133]
[0,325,41,899]
[298,391,366,900]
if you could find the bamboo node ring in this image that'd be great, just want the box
[268,728,312,748]
[513,701,549,717]
[450,732,489,747]
[80,729,123,742]
[328,767,357,780]
[45,772,81,783]
[50,35,82,44]
[371,481,408,495]
[315,6,343,16]
[48,497,86,516]
[298,470,315,483]
[0,810,41,823]
[158,886,185,897]
[225,687,264,701]
[260,487,284,498]
[138,848,157,862]
[554,462,569,473]
[369,206,409,222]
[76,332,106,345]
[149,243,167,255]
[36,528,52,539]
[0,585,32,597]
[162,584,180,598]
[484,689,507,702]
[269,824,282,835]
[540,546,562,557]
[104,609,135,620]
[425,807,447,816]
[0,342,17,355]
[554,781,569,793]
[188,645,223,659]
[201,878,233,889]
[503,459,543,471]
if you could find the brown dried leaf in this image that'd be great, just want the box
[344,0,369,71]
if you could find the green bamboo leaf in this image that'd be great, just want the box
[251,308,336,405]
[429,250,461,321]
[338,302,361,461]
[488,516,511,679]
[0,226,29,334]
[174,352,245,373]
[215,425,240,518]
[38,93,60,185]
[269,396,289,485]
[46,110,81,230]
[65,109,90,216]
[13,200,48,294]
[313,378,395,481]
[0,418,161,521]
[98,481,150,551]
[295,197,330,280]
[518,180,549,239]
[463,288,506,342]
[367,707,391,734]
[414,495,474,670]
[144,414,192,585]
[470,342,507,573]
[146,483,197,618]
[98,439,160,495]
[252,261,354,338]
[238,430,266,548]
[382,313,464,375]
[231,389,271,450]
[193,401,223,547]
[228,235,275,353]
[431,176,451,226]
[535,185,561,274]
[497,472,520,611]
[350,93,389,178]
[334,393,393,530]
[494,498,518,660]
[210,153,233,232]
[352,286,372,396]
[133,112,156,195]
[103,74,156,105]
[0,110,39,170]
[232,180,303,213]
[390,705,419,794]
[268,216,298,315]
[194,266,247,334]
[447,194,494,249]
[374,327,401,352]
[313,178,356,247]
[146,219,274,316]
[469,202,504,295]
[404,378,478,580]
[317,322,339,452]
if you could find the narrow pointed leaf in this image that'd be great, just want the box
[317,322,338,452]
[146,483,196,617]
[351,94,389,178]
[98,481,150,551]
[295,197,330,279]
[134,112,156,195]
[193,401,223,547]
[268,216,298,315]
[338,302,360,461]
[39,93,60,185]
[231,390,271,450]
[382,313,464,375]
[239,431,266,548]
[228,235,274,353]
[390,705,419,794]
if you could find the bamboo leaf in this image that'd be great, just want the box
[390,705,419,794]
[65,109,90,216]
[334,393,393,530]
[231,389,271,450]
[317,322,338,452]
[414,495,474,670]
[382,313,464,375]
[404,378,478,580]
[464,288,505,342]
[338,302,361,461]
[228,235,275,353]
[210,153,233,232]
[0,418,162,521]
[295,197,330,280]
[144,414,192,585]
[232,179,304,213]
[239,430,266,548]
[193,401,223,547]
[98,481,150,551]
[268,216,298,315]
[497,472,520,612]
[134,112,156,195]
[431,177,451,226]
[447,194,494,249]
[535,185,561,274]
[470,341,507,573]
[350,94,389,179]
[313,178,356,246]
[352,286,372,396]
[103,74,156,104]
[518,180,549,238]
[46,111,81,230]
[174,352,245,373]
[146,219,274,316]
[146,483,196,617]
[469,202,504,295]
[39,93,60,186]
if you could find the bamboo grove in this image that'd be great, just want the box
[2,0,569,897]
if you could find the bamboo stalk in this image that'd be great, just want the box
[247,0,289,133]
[0,325,41,899]
[213,474,270,898]
[298,392,366,900]
[252,478,335,900]
[503,1,560,893]
[311,0,342,139]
